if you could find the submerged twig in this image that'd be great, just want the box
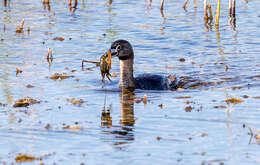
[81,60,100,69]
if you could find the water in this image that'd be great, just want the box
[0,0,260,164]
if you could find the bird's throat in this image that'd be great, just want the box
[119,59,135,90]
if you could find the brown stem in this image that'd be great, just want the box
[232,0,236,17]
[160,0,164,11]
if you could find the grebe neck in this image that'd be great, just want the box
[119,59,135,90]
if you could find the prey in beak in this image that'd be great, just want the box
[100,50,112,82]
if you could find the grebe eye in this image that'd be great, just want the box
[116,45,121,51]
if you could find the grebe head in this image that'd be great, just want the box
[108,40,135,90]
[110,40,134,60]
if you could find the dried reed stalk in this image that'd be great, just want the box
[215,0,221,27]
[204,0,208,20]
[183,0,189,10]
[207,4,213,22]
[229,0,232,16]
[232,0,236,17]
[160,0,164,10]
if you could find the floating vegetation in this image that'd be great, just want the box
[45,123,51,130]
[213,105,227,109]
[226,98,243,104]
[185,106,192,112]
[158,104,163,108]
[13,97,40,108]
[179,58,186,62]
[67,98,85,105]
[52,37,64,41]
[62,125,83,131]
[50,73,74,80]
[15,154,36,163]
[26,84,35,88]
[175,96,192,99]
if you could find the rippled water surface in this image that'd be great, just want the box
[1,0,260,164]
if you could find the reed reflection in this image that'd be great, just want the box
[101,89,135,146]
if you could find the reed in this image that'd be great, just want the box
[193,0,197,8]
[160,0,164,11]
[183,0,188,10]
[229,0,232,17]
[16,19,25,33]
[208,4,213,23]
[232,0,236,17]
[215,0,221,27]
[4,0,7,7]
[204,0,208,20]
[46,48,53,66]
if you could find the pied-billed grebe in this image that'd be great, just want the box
[108,40,178,90]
